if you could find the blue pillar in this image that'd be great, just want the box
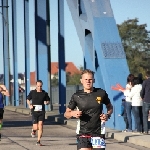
[58,0,66,114]
[2,0,10,106]
[24,0,30,108]
[46,0,53,111]
[12,0,19,106]
[35,0,49,110]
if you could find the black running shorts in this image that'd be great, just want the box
[0,108,4,119]
[32,111,45,124]
[77,134,105,150]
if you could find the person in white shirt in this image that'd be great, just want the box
[120,74,134,132]
[127,77,143,133]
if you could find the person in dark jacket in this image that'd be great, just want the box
[140,71,150,134]
[118,98,129,132]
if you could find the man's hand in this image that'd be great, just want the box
[100,113,109,122]
[29,105,33,109]
[44,101,50,105]
[71,110,82,118]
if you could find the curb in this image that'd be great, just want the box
[5,107,31,115]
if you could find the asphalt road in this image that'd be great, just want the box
[0,110,149,150]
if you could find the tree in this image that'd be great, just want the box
[51,66,83,86]
[67,66,84,85]
[67,72,81,85]
[118,18,150,76]
[51,73,58,86]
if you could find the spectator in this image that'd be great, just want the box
[127,77,143,133]
[140,71,150,134]
[118,98,129,132]
[123,74,134,132]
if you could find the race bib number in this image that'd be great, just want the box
[91,137,106,148]
[34,105,42,111]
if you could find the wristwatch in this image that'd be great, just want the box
[106,113,111,119]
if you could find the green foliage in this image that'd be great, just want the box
[118,18,150,76]
[51,73,58,86]
[67,72,81,85]
[51,67,83,86]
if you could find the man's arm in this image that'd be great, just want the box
[64,108,82,119]
[44,101,50,105]
[44,92,50,105]
[27,99,33,109]
[26,91,33,109]
[64,94,82,119]
[64,108,73,119]
[0,85,10,96]
[100,103,113,121]
[106,103,113,116]
[2,89,10,96]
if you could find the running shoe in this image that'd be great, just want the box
[31,131,36,138]
[36,141,42,146]
[125,129,132,132]
[143,131,148,135]
[122,129,127,132]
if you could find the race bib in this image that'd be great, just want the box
[91,137,106,148]
[34,105,42,111]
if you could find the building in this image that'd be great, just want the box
[30,62,80,86]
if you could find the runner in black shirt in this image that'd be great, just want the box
[27,80,50,146]
[64,69,113,150]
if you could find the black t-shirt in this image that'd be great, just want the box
[27,89,50,111]
[67,87,110,136]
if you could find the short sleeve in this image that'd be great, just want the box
[67,94,77,110]
[102,91,111,105]
[45,92,50,101]
[27,90,33,100]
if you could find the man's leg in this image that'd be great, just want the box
[32,112,38,139]
[37,121,43,142]
[0,119,2,141]
[124,117,129,130]
[125,102,132,131]
[142,102,149,133]
[31,111,36,138]
[36,112,45,145]
[132,106,142,132]
[0,109,4,141]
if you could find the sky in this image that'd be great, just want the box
[0,0,150,74]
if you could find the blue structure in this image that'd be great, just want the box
[24,0,30,107]
[12,0,19,106]
[35,0,50,111]
[58,0,66,114]
[66,0,129,130]
[2,0,10,106]
[1,0,130,130]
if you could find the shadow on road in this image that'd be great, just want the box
[3,119,61,128]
